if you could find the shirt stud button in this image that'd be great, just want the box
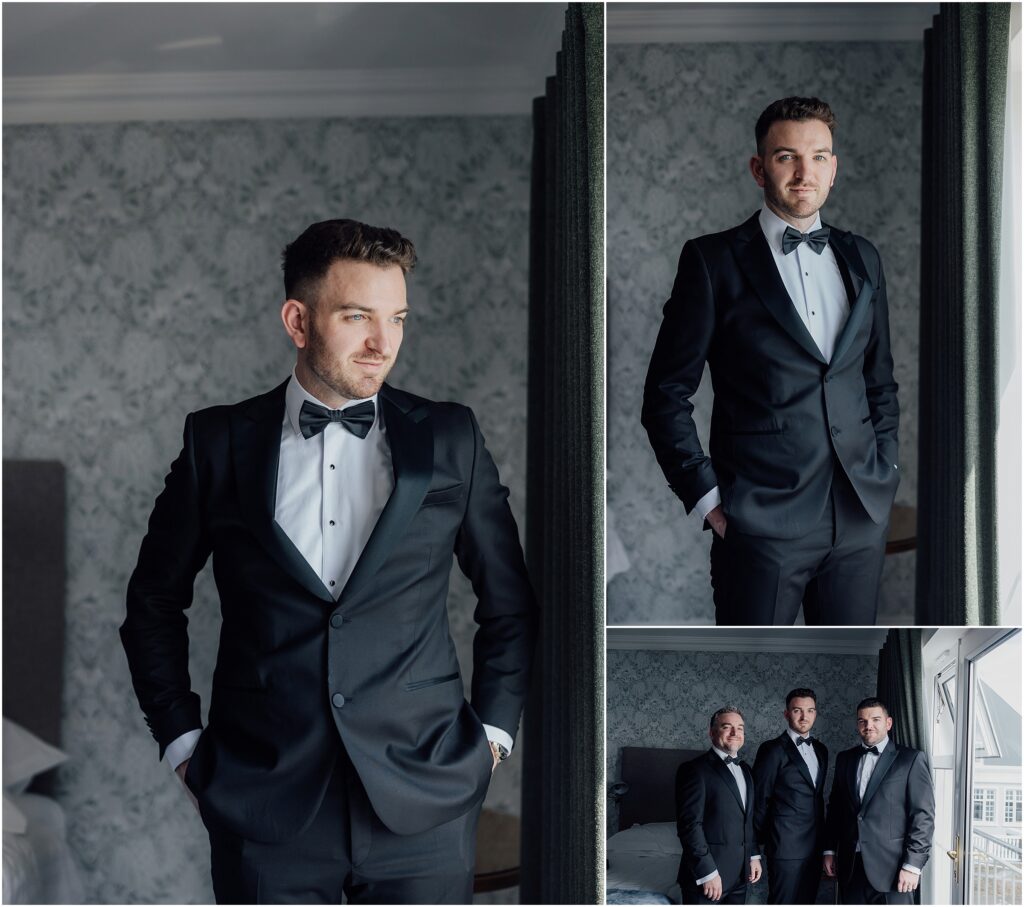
[329,464,335,470]
[329,580,336,587]
[329,520,335,526]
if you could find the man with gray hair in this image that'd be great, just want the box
[676,707,762,903]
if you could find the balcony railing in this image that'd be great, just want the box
[971,830,1022,905]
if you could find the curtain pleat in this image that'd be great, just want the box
[876,629,926,752]
[520,4,604,904]
[917,3,1009,624]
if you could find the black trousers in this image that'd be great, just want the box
[710,465,889,625]
[838,854,915,906]
[767,854,822,904]
[205,746,482,904]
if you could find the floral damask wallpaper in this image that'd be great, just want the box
[606,647,879,836]
[607,41,923,625]
[3,115,531,904]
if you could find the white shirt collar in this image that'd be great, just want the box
[863,734,890,754]
[285,368,380,438]
[712,745,741,761]
[786,727,812,745]
[759,202,823,255]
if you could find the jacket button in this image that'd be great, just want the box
[824,374,833,383]
[330,614,343,629]
[831,426,840,437]
[332,693,346,708]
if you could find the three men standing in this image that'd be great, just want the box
[643,97,900,625]
[678,697,934,905]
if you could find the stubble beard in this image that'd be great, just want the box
[306,320,393,402]
[765,181,821,226]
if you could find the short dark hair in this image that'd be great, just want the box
[856,696,890,716]
[710,706,745,729]
[281,219,417,305]
[755,97,836,156]
[785,688,817,708]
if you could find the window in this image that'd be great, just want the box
[1006,789,1022,824]
[975,788,997,823]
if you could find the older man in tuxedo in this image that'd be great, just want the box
[823,697,935,904]
[752,687,829,904]
[676,707,763,904]
[120,219,537,904]
[643,96,899,625]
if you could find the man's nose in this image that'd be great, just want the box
[366,324,391,355]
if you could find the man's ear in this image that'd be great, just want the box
[281,298,309,349]
[749,155,766,188]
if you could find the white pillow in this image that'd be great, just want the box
[2,717,67,791]
[3,791,28,834]
[607,822,682,856]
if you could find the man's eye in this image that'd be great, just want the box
[348,314,365,321]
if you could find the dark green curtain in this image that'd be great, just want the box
[520,4,604,904]
[877,629,927,752]
[917,3,1010,625]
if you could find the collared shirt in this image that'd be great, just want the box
[695,748,760,886]
[693,203,851,523]
[787,727,819,785]
[165,371,512,771]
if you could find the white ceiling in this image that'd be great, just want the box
[607,627,890,655]
[2,2,569,123]
[608,3,940,43]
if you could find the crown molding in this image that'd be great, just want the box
[607,627,889,655]
[607,3,938,44]
[3,65,542,125]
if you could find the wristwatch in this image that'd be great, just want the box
[490,741,510,762]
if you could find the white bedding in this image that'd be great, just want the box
[3,792,84,905]
[607,822,682,902]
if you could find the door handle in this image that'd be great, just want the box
[946,835,961,885]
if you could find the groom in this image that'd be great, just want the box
[642,96,899,625]
[120,219,537,904]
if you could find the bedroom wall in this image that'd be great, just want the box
[2,115,531,904]
[605,646,880,836]
[606,41,923,625]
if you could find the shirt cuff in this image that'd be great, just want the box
[695,869,719,886]
[694,486,721,521]
[165,728,202,770]
[902,864,921,875]
[483,725,513,756]
[822,851,836,856]
[751,855,761,861]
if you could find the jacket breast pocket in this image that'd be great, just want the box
[421,484,464,507]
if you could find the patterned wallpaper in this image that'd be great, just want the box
[606,41,923,625]
[605,646,879,838]
[3,115,532,904]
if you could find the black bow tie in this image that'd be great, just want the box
[723,756,739,765]
[782,225,831,255]
[862,745,880,756]
[796,736,812,746]
[299,399,375,440]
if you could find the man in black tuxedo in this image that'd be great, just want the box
[823,698,935,904]
[676,707,762,904]
[642,96,899,625]
[752,688,829,904]
[120,219,537,904]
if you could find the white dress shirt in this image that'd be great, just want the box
[693,203,851,522]
[823,735,920,874]
[787,727,819,785]
[166,371,512,771]
[694,747,760,886]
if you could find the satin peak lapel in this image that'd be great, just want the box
[733,214,828,366]
[860,743,899,810]
[781,734,816,790]
[709,750,747,816]
[828,229,875,366]
[340,385,433,603]
[232,380,334,603]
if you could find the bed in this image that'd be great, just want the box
[2,460,84,904]
[606,746,704,905]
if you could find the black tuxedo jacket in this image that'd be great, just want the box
[752,732,829,861]
[676,749,756,890]
[642,212,900,539]
[120,380,537,842]
[824,742,934,892]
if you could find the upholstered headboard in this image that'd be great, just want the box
[617,746,704,831]
[2,460,67,748]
